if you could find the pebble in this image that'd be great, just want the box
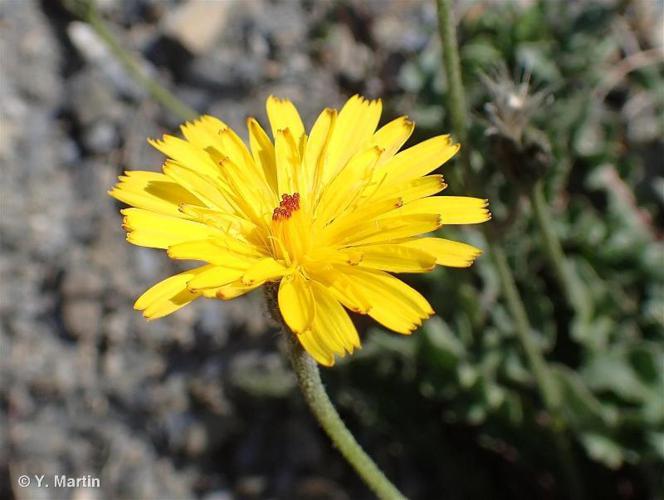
[161,0,233,55]
[62,299,102,340]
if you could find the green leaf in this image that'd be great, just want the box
[421,316,466,368]
[580,433,625,469]
[551,364,618,430]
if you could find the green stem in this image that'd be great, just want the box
[64,0,197,122]
[263,282,406,499]
[284,333,407,500]
[491,244,561,409]
[436,0,467,141]
[435,1,584,497]
[435,0,469,190]
[530,181,592,320]
[492,243,584,500]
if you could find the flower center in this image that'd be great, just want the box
[272,193,301,221]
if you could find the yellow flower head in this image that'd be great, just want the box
[110,95,490,366]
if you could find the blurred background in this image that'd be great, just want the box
[1,0,662,499]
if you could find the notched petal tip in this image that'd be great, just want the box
[146,137,164,149]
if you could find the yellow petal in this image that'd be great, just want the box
[338,213,442,246]
[202,280,263,300]
[217,127,269,188]
[401,237,482,267]
[215,156,270,224]
[247,117,278,197]
[324,95,382,183]
[167,239,261,266]
[372,175,446,205]
[242,257,288,285]
[135,266,212,319]
[336,266,434,334]
[266,96,306,146]
[148,134,219,178]
[379,135,459,184]
[177,204,256,236]
[321,196,405,243]
[278,274,315,334]
[314,146,382,226]
[121,208,225,249]
[309,268,372,314]
[347,244,436,273]
[371,116,414,165]
[274,128,302,194]
[311,281,360,353]
[163,160,233,212]
[304,108,336,197]
[180,115,227,150]
[296,329,335,366]
[109,171,203,217]
[397,196,491,224]
[187,265,248,291]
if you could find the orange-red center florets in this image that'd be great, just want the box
[272,193,301,221]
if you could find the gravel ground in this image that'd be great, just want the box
[0,1,437,499]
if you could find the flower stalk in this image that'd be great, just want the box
[63,0,197,122]
[265,289,407,500]
[435,0,469,191]
[286,335,407,500]
[530,181,592,321]
[435,1,584,498]
[435,0,467,141]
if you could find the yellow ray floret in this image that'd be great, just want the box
[110,95,491,366]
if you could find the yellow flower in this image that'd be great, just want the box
[110,95,490,366]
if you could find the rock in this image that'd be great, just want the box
[161,0,233,55]
[61,268,105,299]
[0,0,62,104]
[69,69,123,126]
[82,121,119,153]
[62,299,102,340]
[325,24,371,84]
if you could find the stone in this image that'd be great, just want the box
[62,299,102,340]
[69,69,123,126]
[162,0,233,55]
[82,121,119,153]
[61,267,105,299]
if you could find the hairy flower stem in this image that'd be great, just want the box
[435,1,583,498]
[491,245,561,408]
[63,0,197,122]
[265,285,407,500]
[492,239,585,500]
[530,181,592,321]
[285,335,407,500]
[435,0,468,190]
[435,0,467,141]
